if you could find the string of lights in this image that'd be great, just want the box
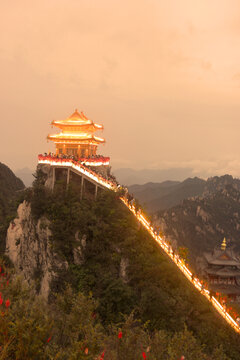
[121,197,240,334]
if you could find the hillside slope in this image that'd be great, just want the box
[5,172,240,359]
[0,162,24,197]
[0,162,24,252]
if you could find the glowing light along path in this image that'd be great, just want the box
[38,156,240,334]
[120,198,240,335]
[38,156,116,191]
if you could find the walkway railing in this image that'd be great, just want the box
[38,155,117,191]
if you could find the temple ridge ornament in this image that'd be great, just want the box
[221,237,227,251]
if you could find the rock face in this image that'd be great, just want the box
[157,181,240,267]
[73,232,87,265]
[5,201,68,298]
[119,257,129,283]
[39,164,55,189]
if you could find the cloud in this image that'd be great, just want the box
[147,159,240,179]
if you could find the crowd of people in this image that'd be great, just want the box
[91,164,119,186]
[42,152,109,163]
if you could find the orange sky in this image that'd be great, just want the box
[1,0,240,177]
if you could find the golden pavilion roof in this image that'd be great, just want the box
[47,132,105,144]
[51,109,103,130]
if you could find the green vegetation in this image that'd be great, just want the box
[0,266,232,359]
[17,169,240,359]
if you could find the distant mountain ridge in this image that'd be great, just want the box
[129,177,206,212]
[113,167,196,185]
[0,162,24,197]
[129,174,240,213]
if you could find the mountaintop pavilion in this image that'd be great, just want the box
[47,109,105,158]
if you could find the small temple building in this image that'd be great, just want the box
[47,109,105,158]
[39,108,117,198]
[203,238,240,302]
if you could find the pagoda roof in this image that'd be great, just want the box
[205,267,240,277]
[47,132,105,144]
[208,283,240,295]
[51,109,103,130]
[204,250,240,267]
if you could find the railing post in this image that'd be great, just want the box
[80,176,84,200]
[66,168,70,188]
[52,167,55,191]
[95,184,98,200]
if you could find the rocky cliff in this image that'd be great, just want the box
[156,178,240,268]
[5,200,68,298]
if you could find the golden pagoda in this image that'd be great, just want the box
[221,237,227,251]
[47,109,105,157]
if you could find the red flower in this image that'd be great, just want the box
[46,336,51,343]
[5,299,10,308]
[0,298,2,305]
[91,312,96,319]
[142,351,147,359]
[100,351,105,359]
[118,331,122,339]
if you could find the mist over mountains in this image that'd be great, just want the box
[113,167,197,186]
[128,174,240,214]
[15,167,34,187]
[129,177,206,212]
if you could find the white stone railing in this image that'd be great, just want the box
[38,155,117,191]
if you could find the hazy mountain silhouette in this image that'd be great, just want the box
[113,167,198,185]
[129,177,206,212]
[15,167,34,187]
